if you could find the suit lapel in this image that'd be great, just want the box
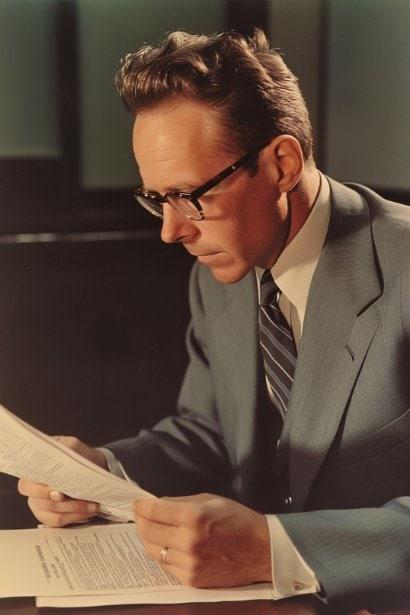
[281,178,382,510]
[211,273,263,460]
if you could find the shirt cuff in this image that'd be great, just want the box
[265,514,321,599]
[97,447,135,483]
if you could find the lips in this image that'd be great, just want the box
[185,248,219,257]
[197,252,223,263]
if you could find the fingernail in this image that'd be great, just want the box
[49,490,65,502]
[87,503,99,513]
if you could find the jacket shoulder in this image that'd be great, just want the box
[345,181,410,234]
[188,261,256,317]
[329,179,410,267]
[343,183,409,318]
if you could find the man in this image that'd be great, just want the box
[17,30,409,611]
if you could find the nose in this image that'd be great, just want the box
[160,203,199,244]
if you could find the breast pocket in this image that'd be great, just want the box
[340,408,410,466]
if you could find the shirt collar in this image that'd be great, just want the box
[256,172,331,317]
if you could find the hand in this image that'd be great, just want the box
[17,436,107,527]
[134,493,271,588]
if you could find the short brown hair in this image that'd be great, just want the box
[115,29,314,163]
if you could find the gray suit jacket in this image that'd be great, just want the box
[107,177,410,611]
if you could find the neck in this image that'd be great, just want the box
[284,166,321,247]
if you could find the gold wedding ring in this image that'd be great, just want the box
[160,546,169,565]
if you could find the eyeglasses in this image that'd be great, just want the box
[133,142,268,221]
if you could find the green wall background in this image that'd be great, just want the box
[325,0,410,190]
[0,0,59,157]
[1,0,409,191]
[77,0,225,188]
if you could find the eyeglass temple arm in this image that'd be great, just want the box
[189,146,266,200]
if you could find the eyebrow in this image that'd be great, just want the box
[143,182,199,193]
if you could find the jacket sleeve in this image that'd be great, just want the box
[277,496,410,612]
[105,262,232,496]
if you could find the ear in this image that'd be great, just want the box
[265,135,304,194]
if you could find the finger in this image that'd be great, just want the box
[140,541,194,586]
[165,565,188,585]
[18,480,91,509]
[29,507,92,528]
[163,494,213,503]
[136,516,182,550]
[52,436,108,470]
[28,497,99,515]
[18,479,51,499]
[49,490,65,502]
[142,540,191,572]
[134,497,199,527]
[27,498,91,527]
[55,436,90,458]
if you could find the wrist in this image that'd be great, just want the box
[251,514,272,583]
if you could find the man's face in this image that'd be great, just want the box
[133,100,289,283]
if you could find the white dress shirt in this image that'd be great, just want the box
[256,172,331,599]
[101,172,331,599]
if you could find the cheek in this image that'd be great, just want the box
[198,208,243,251]
[232,205,277,255]
[202,189,280,258]
[219,220,250,255]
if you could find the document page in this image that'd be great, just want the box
[36,584,274,607]
[0,523,178,597]
[0,523,273,605]
[0,403,152,520]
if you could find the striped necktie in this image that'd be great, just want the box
[258,270,297,421]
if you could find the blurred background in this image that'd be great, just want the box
[0,0,409,519]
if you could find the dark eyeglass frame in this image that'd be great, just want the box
[133,141,269,221]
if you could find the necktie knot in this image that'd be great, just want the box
[260,270,280,307]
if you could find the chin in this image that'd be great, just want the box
[209,263,251,285]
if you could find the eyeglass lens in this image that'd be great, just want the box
[135,194,203,221]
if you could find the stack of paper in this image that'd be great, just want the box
[0,403,274,607]
[0,522,273,607]
[0,402,151,520]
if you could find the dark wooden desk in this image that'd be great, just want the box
[0,477,409,615]
[0,597,325,615]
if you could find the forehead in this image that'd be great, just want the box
[132,100,227,182]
